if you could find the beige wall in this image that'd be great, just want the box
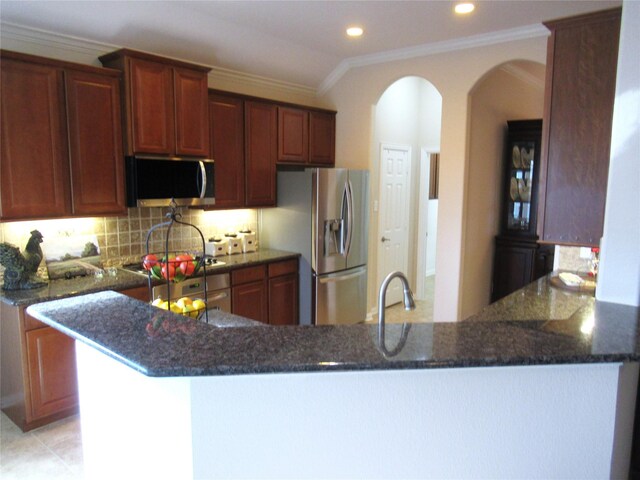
[461,61,545,319]
[321,37,547,321]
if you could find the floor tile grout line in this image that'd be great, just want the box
[32,429,79,474]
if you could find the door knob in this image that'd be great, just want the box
[381,236,390,242]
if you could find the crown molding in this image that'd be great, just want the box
[0,22,316,98]
[318,23,549,96]
[500,64,545,90]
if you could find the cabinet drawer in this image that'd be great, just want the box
[268,259,298,278]
[231,265,266,285]
[23,311,48,331]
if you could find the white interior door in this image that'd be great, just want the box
[378,144,411,307]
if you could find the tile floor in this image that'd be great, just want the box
[0,276,435,479]
[0,412,84,480]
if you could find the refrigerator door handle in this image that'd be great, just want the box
[318,266,367,284]
[341,180,353,257]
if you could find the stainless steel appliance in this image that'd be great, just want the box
[125,155,215,207]
[261,169,369,325]
[152,273,231,314]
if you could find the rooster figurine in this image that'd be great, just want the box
[0,230,47,290]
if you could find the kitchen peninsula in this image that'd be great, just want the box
[26,275,640,479]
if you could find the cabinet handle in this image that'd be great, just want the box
[381,237,390,242]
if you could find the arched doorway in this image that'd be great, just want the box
[460,60,546,319]
[371,76,442,321]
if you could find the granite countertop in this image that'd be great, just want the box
[27,286,640,377]
[0,249,299,307]
[464,272,596,323]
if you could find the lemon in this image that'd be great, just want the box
[177,296,193,306]
[192,299,206,311]
[151,298,163,307]
[169,302,183,314]
[183,304,196,317]
[157,301,169,310]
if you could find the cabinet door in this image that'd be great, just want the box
[209,93,245,208]
[1,59,71,220]
[118,285,150,302]
[232,280,268,324]
[491,243,535,302]
[25,325,78,420]
[244,101,277,207]
[65,70,126,215]
[309,111,336,166]
[539,10,620,246]
[278,107,308,164]
[128,57,175,155]
[269,273,298,325]
[174,67,209,157]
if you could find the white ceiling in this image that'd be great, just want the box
[0,0,621,91]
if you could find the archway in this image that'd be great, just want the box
[370,76,442,321]
[460,60,546,319]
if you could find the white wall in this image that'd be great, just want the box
[322,37,547,321]
[597,0,640,306]
[461,61,545,319]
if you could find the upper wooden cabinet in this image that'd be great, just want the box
[277,107,335,166]
[99,49,210,157]
[245,101,278,207]
[309,111,336,166]
[537,8,621,247]
[0,50,126,221]
[65,70,126,216]
[278,107,309,164]
[208,92,245,209]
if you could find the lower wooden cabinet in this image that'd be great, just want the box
[0,304,79,432]
[25,325,78,420]
[118,285,150,302]
[491,236,554,302]
[231,259,299,325]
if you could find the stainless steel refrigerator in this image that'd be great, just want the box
[261,169,369,325]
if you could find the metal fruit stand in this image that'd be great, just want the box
[143,202,209,325]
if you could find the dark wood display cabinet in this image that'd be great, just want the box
[491,120,554,302]
[0,50,126,221]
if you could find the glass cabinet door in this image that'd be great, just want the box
[506,140,535,232]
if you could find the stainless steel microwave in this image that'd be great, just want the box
[125,156,215,207]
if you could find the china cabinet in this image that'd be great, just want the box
[492,120,554,302]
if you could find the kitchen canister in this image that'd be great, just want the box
[225,234,242,255]
[205,238,228,257]
[238,230,257,253]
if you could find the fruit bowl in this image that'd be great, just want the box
[142,252,203,283]
[151,296,207,319]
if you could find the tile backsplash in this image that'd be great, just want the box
[0,208,258,279]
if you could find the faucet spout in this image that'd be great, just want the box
[377,271,416,327]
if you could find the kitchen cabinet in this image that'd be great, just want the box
[25,323,78,421]
[99,49,210,157]
[0,50,125,220]
[309,111,336,166]
[118,285,150,302]
[0,303,78,431]
[277,107,336,166]
[538,8,621,247]
[231,259,299,325]
[492,120,554,302]
[245,101,278,207]
[231,264,269,323]
[268,259,299,326]
[208,92,245,209]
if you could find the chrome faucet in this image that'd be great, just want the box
[377,271,416,328]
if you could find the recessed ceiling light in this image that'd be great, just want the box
[346,26,364,38]
[454,2,475,14]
